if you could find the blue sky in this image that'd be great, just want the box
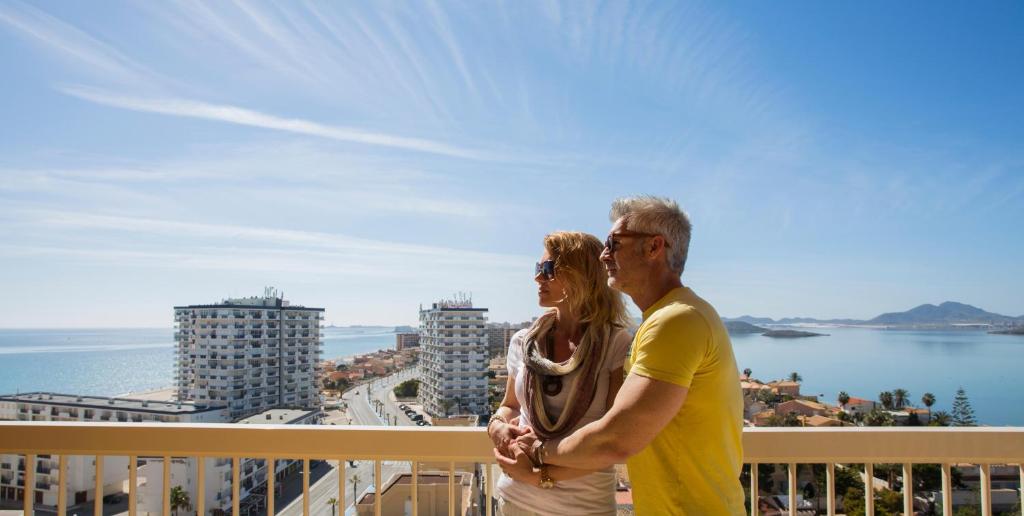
[1,1,1022,328]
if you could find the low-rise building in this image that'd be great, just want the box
[0,392,227,507]
[776,399,827,418]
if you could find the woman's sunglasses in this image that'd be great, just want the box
[535,260,556,280]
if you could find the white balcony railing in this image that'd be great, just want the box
[1,423,1022,516]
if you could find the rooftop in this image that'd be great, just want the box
[236,408,319,425]
[0,392,219,415]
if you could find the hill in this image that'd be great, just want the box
[726,301,1023,328]
[867,301,1019,325]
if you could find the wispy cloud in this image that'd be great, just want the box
[60,86,493,160]
[0,1,166,90]
[25,210,531,267]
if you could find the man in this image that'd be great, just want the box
[508,195,745,514]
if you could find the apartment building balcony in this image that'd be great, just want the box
[4,424,1020,516]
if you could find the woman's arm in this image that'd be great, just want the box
[605,367,624,412]
[488,371,528,455]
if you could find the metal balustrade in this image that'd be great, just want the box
[1,424,1021,516]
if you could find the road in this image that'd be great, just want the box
[277,368,420,516]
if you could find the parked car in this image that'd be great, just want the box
[416,420,427,426]
[103,493,125,504]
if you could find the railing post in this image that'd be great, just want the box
[750,463,759,516]
[232,457,240,516]
[303,458,310,516]
[788,463,797,516]
[129,455,137,516]
[197,457,206,516]
[826,463,836,516]
[903,463,913,516]
[266,458,275,516]
[483,462,490,516]
[412,461,419,516]
[24,453,35,516]
[980,464,991,516]
[374,459,382,516]
[342,456,350,513]
[941,463,952,516]
[448,462,456,516]
[94,455,104,516]
[58,454,67,516]
[163,455,171,516]
[864,463,874,516]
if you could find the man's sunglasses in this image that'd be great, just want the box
[604,231,669,252]
[535,260,556,280]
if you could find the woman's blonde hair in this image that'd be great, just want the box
[542,231,629,330]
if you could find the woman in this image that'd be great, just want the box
[489,231,632,516]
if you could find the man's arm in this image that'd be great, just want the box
[538,372,687,470]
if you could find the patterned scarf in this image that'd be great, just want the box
[522,311,611,440]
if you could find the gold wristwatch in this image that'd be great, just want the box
[538,465,555,489]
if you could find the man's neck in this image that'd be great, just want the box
[628,273,683,314]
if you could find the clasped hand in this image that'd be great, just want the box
[490,421,544,483]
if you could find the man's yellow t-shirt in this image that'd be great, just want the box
[626,286,745,515]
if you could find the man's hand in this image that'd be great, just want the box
[493,446,538,484]
[489,422,533,458]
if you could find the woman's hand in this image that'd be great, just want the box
[488,421,533,458]
[512,432,540,464]
[493,446,538,485]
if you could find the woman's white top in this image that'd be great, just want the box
[495,326,633,516]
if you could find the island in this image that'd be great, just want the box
[724,320,768,334]
[762,329,828,338]
[989,327,1024,335]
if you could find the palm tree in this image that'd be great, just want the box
[892,388,910,409]
[170,486,191,516]
[742,368,752,378]
[788,372,802,383]
[921,392,936,420]
[878,391,894,410]
[327,497,338,516]
[838,391,850,410]
[350,474,361,505]
[929,411,952,427]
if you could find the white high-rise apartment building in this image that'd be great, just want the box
[418,296,489,417]
[175,289,324,420]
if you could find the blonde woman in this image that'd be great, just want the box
[490,231,632,516]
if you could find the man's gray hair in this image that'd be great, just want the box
[609,195,692,274]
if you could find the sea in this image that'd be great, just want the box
[0,327,394,399]
[0,326,1020,426]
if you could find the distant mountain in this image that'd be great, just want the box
[725,301,1022,327]
[867,301,1019,325]
[730,315,776,325]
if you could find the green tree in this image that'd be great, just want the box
[170,486,191,516]
[843,487,866,516]
[393,379,420,398]
[838,391,850,410]
[930,410,952,427]
[878,391,894,410]
[891,388,910,409]
[951,387,977,426]
[921,392,936,420]
[788,371,802,382]
[864,408,894,427]
[327,497,338,516]
[743,367,752,378]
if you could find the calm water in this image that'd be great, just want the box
[1,326,1020,425]
[731,326,1023,426]
[0,327,395,397]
